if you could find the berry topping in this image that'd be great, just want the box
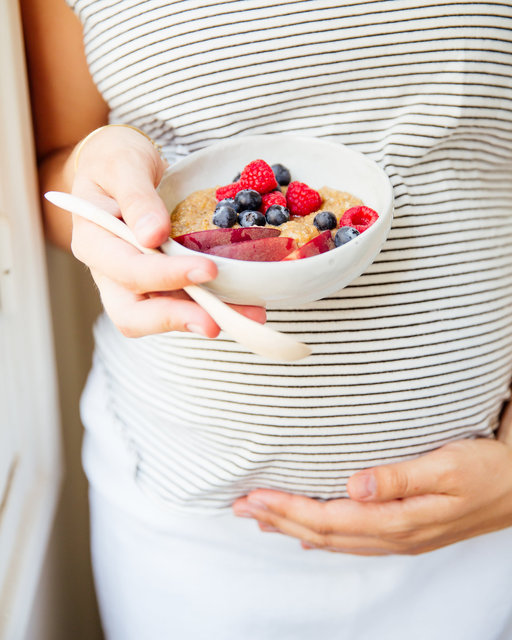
[261,191,287,212]
[234,189,262,212]
[339,206,379,233]
[239,159,278,194]
[238,210,266,227]
[212,204,237,228]
[215,182,241,201]
[265,204,290,226]
[271,163,291,186]
[313,211,337,231]
[286,181,322,217]
[334,226,360,247]
[215,198,235,211]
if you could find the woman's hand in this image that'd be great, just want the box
[233,436,512,555]
[24,0,264,340]
[67,125,265,338]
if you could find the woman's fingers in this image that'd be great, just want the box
[234,489,462,555]
[102,161,171,247]
[346,448,453,502]
[71,216,217,292]
[95,275,266,338]
[346,441,477,503]
[73,217,267,337]
[93,273,222,338]
[234,492,398,552]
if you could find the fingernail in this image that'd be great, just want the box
[301,542,317,550]
[246,499,268,511]
[232,506,254,518]
[233,511,254,519]
[259,523,279,532]
[134,212,161,236]
[186,323,208,336]
[187,268,212,284]
[351,473,377,500]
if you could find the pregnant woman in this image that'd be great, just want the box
[23,1,512,638]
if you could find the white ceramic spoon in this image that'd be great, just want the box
[44,191,312,361]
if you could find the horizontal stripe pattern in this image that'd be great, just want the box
[70,0,512,512]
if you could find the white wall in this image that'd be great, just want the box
[0,2,105,637]
[24,249,104,640]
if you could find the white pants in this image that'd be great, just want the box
[82,369,512,640]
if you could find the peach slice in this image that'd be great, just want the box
[173,227,280,252]
[205,236,298,261]
[282,230,334,260]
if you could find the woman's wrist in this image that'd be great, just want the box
[73,124,162,174]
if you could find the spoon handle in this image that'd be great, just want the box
[44,191,311,361]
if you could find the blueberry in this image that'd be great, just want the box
[234,189,262,212]
[213,204,237,228]
[238,210,266,227]
[313,211,337,231]
[334,226,360,247]
[215,197,235,211]
[232,172,241,182]
[271,163,291,186]
[265,204,290,226]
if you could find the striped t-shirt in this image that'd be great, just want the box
[70,0,512,513]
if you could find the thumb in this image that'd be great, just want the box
[347,448,452,502]
[74,125,171,248]
[106,160,171,249]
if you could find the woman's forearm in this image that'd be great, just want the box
[22,0,109,251]
[38,145,78,251]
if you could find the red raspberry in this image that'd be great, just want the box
[215,182,241,201]
[286,181,322,217]
[261,191,287,213]
[239,159,278,194]
[339,206,379,233]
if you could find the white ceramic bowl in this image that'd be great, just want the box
[158,135,394,306]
